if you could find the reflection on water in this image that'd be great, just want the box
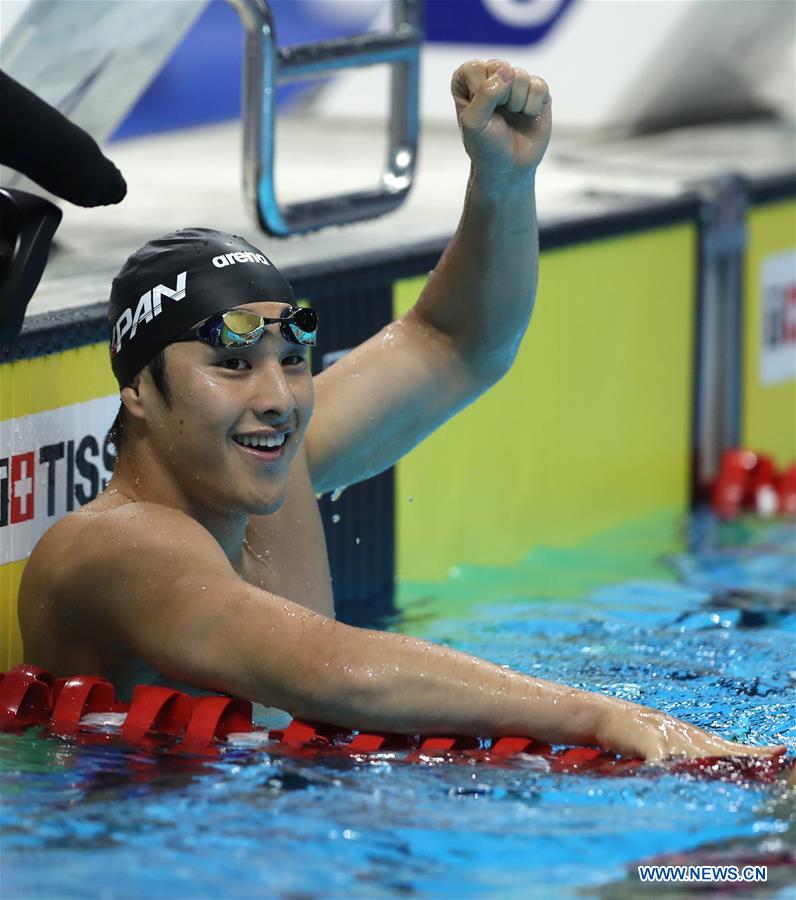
[1,512,794,899]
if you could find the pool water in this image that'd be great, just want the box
[2,512,795,899]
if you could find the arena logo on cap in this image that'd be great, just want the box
[111,271,187,354]
[212,251,271,268]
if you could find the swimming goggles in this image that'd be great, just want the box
[176,305,318,350]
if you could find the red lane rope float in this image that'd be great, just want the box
[711,449,796,519]
[182,695,254,750]
[49,676,121,738]
[0,664,54,732]
[120,685,193,744]
[1,665,792,783]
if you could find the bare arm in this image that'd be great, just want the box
[306,60,551,494]
[58,506,782,761]
[409,59,551,373]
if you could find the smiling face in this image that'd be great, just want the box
[129,301,315,516]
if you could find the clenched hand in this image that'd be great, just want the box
[451,59,552,190]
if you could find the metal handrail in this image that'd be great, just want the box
[229,0,422,237]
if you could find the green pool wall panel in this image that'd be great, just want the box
[742,199,796,465]
[394,224,697,583]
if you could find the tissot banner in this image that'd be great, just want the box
[0,396,118,564]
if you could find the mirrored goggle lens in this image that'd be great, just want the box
[284,308,318,346]
[221,309,265,337]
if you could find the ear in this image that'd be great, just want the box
[120,374,146,421]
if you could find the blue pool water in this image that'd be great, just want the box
[2,513,795,899]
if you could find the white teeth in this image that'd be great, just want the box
[237,433,287,449]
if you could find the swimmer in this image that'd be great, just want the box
[19,61,783,762]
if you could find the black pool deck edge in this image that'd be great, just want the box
[2,191,718,364]
[3,175,793,365]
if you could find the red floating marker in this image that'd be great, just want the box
[669,749,787,785]
[280,718,322,748]
[712,449,757,519]
[181,695,254,749]
[0,666,53,732]
[491,736,547,757]
[550,747,605,772]
[710,450,796,520]
[711,471,746,519]
[10,663,54,685]
[49,676,117,738]
[748,454,776,490]
[418,736,459,752]
[121,686,193,744]
[722,449,759,475]
[779,463,796,515]
[279,719,352,749]
[593,757,644,777]
[748,454,779,516]
[347,732,416,752]
[404,735,481,764]
[347,732,389,752]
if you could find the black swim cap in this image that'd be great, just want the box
[108,227,294,387]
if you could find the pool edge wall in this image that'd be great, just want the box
[2,189,794,670]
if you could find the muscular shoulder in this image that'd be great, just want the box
[20,501,231,635]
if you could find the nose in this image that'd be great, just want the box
[251,357,296,424]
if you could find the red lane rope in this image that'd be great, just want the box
[50,676,119,737]
[0,664,791,782]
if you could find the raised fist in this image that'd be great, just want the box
[451,59,552,188]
